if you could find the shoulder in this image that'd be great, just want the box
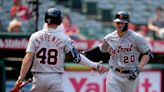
[57,23,65,32]
[104,30,117,40]
[63,33,72,41]
[60,33,72,44]
[30,30,44,38]
[57,31,71,41]
[129,30,146,42]
[130,30,142,37]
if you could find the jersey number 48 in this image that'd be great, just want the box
[36,48,58,65]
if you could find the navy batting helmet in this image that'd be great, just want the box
[113,11,130,23]
[45,8,62,25]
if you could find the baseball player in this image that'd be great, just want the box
[11,8,108,92]
[84,11,153,92]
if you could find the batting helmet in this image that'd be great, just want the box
[45,8,62,25]
[113,11,130,23]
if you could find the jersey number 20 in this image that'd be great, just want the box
[36,48,58,65]
[123,55,135,63]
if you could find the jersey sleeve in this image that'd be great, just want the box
[26,34,36,53]
[99,38,109,53]
[135,35,150,54]
[64,37,74,53]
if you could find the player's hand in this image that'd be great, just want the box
[10,81,22,92]
[128,67,141,80]
[81,51,86,56]
[92,61,109,74]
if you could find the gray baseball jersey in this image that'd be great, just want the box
[26,28,73,73]
[99,30,151,92]
[99,30,150,69]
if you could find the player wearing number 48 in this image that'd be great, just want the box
[83,11,154,92]
[11,8,108,92]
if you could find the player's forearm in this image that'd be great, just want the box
[148,24,159,32]
[79,54,97,68]
[139,55,150,70]
[18,54,33,82]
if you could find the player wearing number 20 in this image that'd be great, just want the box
[11,8,108,92]
[83,11,153,92]
[101,11,153,92]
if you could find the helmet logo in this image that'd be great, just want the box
[119,15,123,19]
[47,18,51,24]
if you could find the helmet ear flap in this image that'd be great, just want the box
[121,23,128,32]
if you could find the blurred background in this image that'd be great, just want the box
[0,0,164,92]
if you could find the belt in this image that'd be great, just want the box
[32,72,63,74]
[110,66,131,74]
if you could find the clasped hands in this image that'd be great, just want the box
[92,61,109,74]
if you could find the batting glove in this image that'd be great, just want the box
[128,67,141,81]
[10,81,22,92]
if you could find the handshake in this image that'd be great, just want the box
[92,61,109,74]
[81,50,109,75]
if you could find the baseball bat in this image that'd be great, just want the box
[19,78,32,88]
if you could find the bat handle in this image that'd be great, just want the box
[19,78,32,88]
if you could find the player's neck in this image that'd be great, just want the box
[117,30,127,37]
[47,24,58,29]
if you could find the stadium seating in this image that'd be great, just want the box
[1,0,164,39]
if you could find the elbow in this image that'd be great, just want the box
[23,53,34,63]
[142,50,154,60]
[22,57,33,63]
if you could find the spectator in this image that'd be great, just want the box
[128,23,137,31]
[10,0,30,21]
[59,14,87,40]
[148,6,164,39]
[7,19,22,32]
[0,20,4,32]
[0,6,5,32]
[7,18,31,33]
[128,23,153,41]
[137,25,153,41]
